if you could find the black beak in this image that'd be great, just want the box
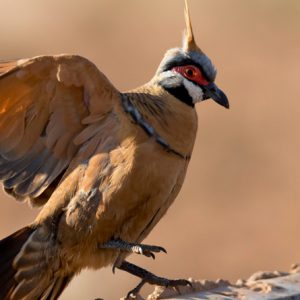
[202,83,229,109]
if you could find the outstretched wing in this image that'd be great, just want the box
[0,55,120,206]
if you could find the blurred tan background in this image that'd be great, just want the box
[0,0,300,299]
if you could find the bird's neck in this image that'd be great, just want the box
[122,83,198,157]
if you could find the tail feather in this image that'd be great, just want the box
[0,226,34,264]
[0,226,34,300]
[43,275,74,300]
[0,226,74,300]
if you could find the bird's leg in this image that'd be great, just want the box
[117,260,191,299]
[98,239,167,259]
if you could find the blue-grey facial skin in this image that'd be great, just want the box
[156,48,217,82]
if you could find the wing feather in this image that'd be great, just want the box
[0,54,120,206]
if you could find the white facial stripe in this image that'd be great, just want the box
[158,70,183,88]
[157,71,204,104]
[182,78,204,103]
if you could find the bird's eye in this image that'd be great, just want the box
[185,68,196,77]
[172,65,209,86]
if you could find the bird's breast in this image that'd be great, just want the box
[93,137,190,245]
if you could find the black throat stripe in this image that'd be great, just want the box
[121,94,191,160]
[163,85,194,107]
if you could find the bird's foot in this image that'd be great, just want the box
[130,244,167,259]
[118,261,191,299]
[99,239,166,259]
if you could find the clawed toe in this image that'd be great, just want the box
[168,278,191,287]
[124,278,191,299]
[119,261,191,299]
[99,239,167,260]
[132,245,167,259]
[125,279,146,299]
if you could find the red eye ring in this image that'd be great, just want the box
[172,65,210,86]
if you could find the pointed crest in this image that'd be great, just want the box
[183,0,203,53]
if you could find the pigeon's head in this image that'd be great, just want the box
[156,0,229,109]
